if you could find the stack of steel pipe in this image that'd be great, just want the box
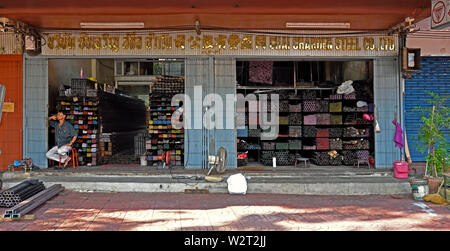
[3,184,64,219]
[0,180,45,208]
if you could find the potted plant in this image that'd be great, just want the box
[414,92,450,193]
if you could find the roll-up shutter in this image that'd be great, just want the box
[404,57,450,162]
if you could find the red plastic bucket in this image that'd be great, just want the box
[394,161,409,179]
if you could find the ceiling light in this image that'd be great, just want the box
[80,22,145,29]
[286,22,351,29]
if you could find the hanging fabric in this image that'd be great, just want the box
[373,104,381,133]
[393,120,404,149]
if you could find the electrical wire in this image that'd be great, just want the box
[407,34,450,39]
[407,29,450,39]
[200,25,394,36]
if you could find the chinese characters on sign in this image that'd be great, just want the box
[43,32,397,56]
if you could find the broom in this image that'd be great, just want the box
[423,179,448,206]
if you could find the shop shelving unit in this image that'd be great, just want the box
[57,79,146,166]
[236,87,375,167]
[147,75,185,167]
[57,97,100,166]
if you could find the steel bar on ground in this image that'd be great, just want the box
[13,185,63,214]
[13,186,64,218]
[10,185,60,214]
[15,183,44,196]
[1,183,45,208]
[7,185,64,218]
[2,180,39,196]
[14,185,44,201]
[4,185,52,215]
[16,184,45,200]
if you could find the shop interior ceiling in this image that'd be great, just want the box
[0,0,430,31]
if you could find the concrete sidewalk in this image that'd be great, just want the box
[1,165,413,195]
[0,191,448,231]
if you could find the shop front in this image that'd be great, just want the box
[22,30,402,170]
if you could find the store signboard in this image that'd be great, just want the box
[432,0,450,29]
[41,31,398,57]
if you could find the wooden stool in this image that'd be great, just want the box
[295,157,310,168]
[58,148,79,169]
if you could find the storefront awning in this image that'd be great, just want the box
[0,0,431,31]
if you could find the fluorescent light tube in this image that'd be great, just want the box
[286,22,351,29]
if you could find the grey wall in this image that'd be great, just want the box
[48,59,92,87]
[343,61,370,81]
[48,59,115,112]
[184,57,237,170]
[96,59,115,84]
[213,58,237,169]
[184,57,212,169]
[23,57,49,169]
[374,57,402,168]
[48,59,92,113]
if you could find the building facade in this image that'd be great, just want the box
[0,0,433,170]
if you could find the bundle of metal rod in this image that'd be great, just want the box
[3,184,64,219]
[0,180,45,208]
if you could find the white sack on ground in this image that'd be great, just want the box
[227,173,247,195]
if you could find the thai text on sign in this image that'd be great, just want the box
[43,32,398,55]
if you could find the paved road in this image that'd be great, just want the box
[1,192,449,231]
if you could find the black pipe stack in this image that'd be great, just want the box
[0,180,45,208]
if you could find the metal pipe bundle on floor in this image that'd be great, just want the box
[0,180,45,208]
[3,184,64,219]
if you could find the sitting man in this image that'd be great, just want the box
[46,110,77,167]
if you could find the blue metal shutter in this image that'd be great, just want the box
[404,57,450,162]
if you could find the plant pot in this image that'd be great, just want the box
[439,186,450,201]
[409,178,429,201]
[426,176,443,193]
